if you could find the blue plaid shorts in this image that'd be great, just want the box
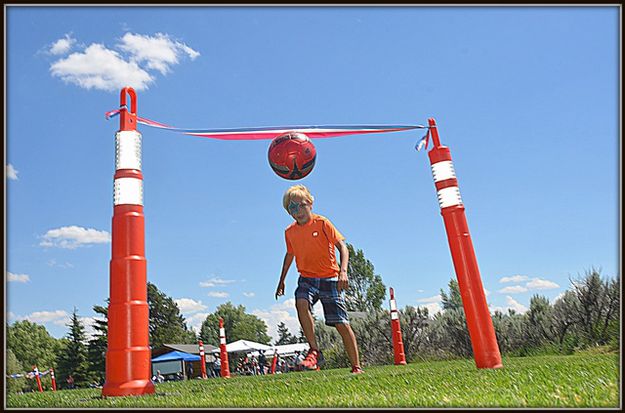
[294,276,350,326]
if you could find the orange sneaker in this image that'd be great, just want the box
[351,365,364,374]
[301,348,323,371]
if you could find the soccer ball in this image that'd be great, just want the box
[267,132,317,180]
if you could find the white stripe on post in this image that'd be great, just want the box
[115,131,142,171]
[390,300,397,312]
[114,178,143,206]
[437,187,463,208]
[391,312,399,320]
[431,161,456,182]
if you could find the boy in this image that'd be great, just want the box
[274,185,364,374]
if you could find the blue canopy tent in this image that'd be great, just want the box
[152,351,201,362]
[151,351,201,380]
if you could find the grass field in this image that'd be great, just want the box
[6,353,620,408]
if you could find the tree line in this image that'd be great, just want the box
[315,266,619,368]
[6,242,619,391]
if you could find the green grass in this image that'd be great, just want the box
[6,353,620,408]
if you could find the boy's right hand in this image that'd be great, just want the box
[275,281,285,300]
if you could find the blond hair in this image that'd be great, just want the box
[283,185,314,212]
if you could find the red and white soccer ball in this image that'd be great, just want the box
[267,132,316,180]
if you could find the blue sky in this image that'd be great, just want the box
[5,6,620,341]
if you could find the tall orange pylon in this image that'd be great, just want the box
[49,368,57,391]
[102,87,155,396]
[389,287,407,365]
[33,366,43,392]
[219,318,231,378]
[425,118,502,369]
[270,349,279,374]
[198,340,208,379]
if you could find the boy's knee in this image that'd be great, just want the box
[295,299,310,311]
[334,322,350,331]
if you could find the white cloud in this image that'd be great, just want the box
[47,259,74,268]
[552,292,565,303]
[50,34,75,55]
[79,316,98,340]
[50,43,154,92]
[243,292,255,297]
[416,294,443,314]
[252,299,299,342]
[48,32,198,92]
[40,225,110,249]
[499,275,529,283]
[207,291,229,298]
[505,296,528,313]
[416,295,441,304]
[175,298,207,314]
[422,302,442,315]
[200,277,237,288]
[117,32,199,75]
[526,278,560,290]
[416,289,424,293]
[13,311,103,340]
[498,285,528,294]
[13,310,69,324]
[7,272,30,283]
[6,164,18,180]
[180,43,201,60]
[185,312,210,334]
[311,302,324,319]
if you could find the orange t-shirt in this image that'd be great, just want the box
[285,214,345,278]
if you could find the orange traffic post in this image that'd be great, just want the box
[389,287,407,365]
[33,366,43,392]
[102,87,155,396]
[425,118,502,369]
[270,349,278,374]
[49,368,57,391]
[219,318,231,378]
[198,340,208,379]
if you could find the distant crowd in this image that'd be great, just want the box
[151,349,310,383]
[234,350,307,376]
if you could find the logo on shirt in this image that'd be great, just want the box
[312,231,319,237]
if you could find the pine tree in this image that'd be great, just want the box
[56,307,92,387]
[439,278,463,311]
[274,322,298,345]
[87,303,108,385]
[297,327,308,344]
[148,282,197,347]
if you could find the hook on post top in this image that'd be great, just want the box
[119,87,138,132]
[427,118,442,149]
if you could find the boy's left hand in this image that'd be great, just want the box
[338,270,349,292]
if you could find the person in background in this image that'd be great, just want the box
[251,355,259,375]
[213,355,221,377]
[294,351,305,371]
[258,350,267,375]
[152,370,165,384]
[66,375,75,389]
